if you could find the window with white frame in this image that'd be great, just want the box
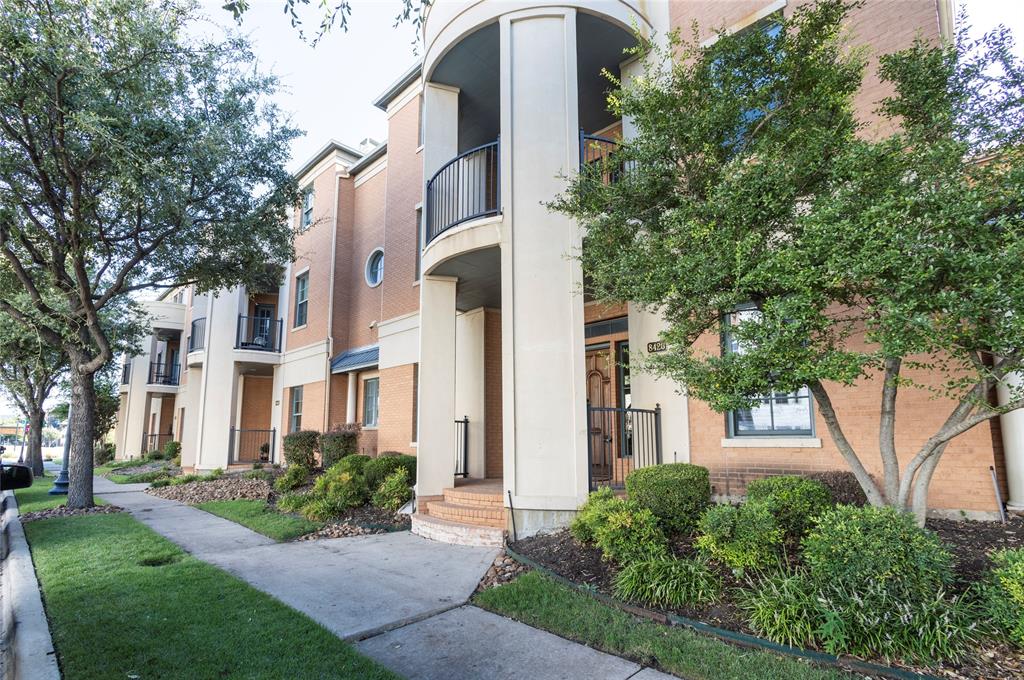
[301,186,314,230]
[289,385,303,433]
[365,249,384,288]
[294,272,309,327]
[362,377,379,427]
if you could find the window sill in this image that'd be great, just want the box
[721,437,821,449]
[362,426,379,431]
[291,324,307,332]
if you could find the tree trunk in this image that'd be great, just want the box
[879,357,901,504]
[910,443,946,526]
[66,365,95,509]
[26,408,44,477]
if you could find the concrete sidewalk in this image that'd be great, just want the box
[98,482,675,680]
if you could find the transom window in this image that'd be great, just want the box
[365,249,384,288]
[289,385,303,433]
[362,377,379,428]
[294,272,309,327]
[301,186,314,230]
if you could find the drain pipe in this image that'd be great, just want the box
[507,490,517,543]
[991,466,1008,524]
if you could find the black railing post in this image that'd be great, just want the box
[228,426,236,465]
[462,415,469,478]
[586,400,594,492]
[276,320,283,353]
[654,403,663,465]
[270,427,276,463]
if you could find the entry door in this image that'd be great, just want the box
[253,304,274,346]
[586,347,616,481]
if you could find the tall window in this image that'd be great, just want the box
[289,385,303,433]
[301,186,314,230]
[294,272,309,327]
[362,377,379,427]
[724,307,813,436]
[414,208,422,281]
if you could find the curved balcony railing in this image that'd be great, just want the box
[425,139,500,244]
[580,130,622,183]
[188,317,206,352]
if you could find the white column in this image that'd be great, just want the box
[500,8,588,509]
[455,307,486,478]
[998,373,1024,511]
[417,275,458,498]
[345,373,357,424]
[423,82,460,178]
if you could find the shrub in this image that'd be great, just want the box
[93,442,115,466]
[170,473,200,486]
[364,454,417,492]
[276,491,308,513]
[149,478,171,489]
[801,505,953,597]
[274,464,309,493]
[319,423,360,468]
[145,449,167,461]
[313,462,370,508]
[594,505,669,565]
[614,557,721,607]
[243,469,272,482]
[337,454,371,477]
[625,463,710,534]
[171,455,181,467]
[282,430,320,469]
[372,468,412,511]
[300,495,348,522]
[737,571,820,648]
[804,470,867,507]
[570,488,623,543]
[982,548,1024,647]
[162,440,181,460]
[745,475,832,540]
[695,502,783,573]
[208,468,223,478]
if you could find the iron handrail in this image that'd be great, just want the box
[188,317,206,352]
[425,139,500,245]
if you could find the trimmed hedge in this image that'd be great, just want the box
[282,430,320,469]
[695,502,783,572]
[320,424,360,469]
[337,454,371,477]
[594,504,669,565]
[364,454,417,492]
[372,468,413,511]
[570,488,624,544]
[745,475,832,540]
[625,463,710,534]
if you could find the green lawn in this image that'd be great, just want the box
[13,474,107,514]
[196,499,321,541]
[23,513,397,679]
[475,571,849,680]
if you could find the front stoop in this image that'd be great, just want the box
[411,514,505,548]
[412,480,506,547]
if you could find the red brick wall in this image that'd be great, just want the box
[377,364,417,455]
[240,376,273,431]
[381,95,423,322]
[484,309,503,477]
[290,164,338,350]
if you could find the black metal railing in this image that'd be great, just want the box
[121,363,131,385]
[141,432,174,455]
[234,315,282,352]
[425,139,500,244]
[147,361,180,386]
[454,416,469,478]
[188,317,206,352]
[228,427,276,464]
[579,130,623,183]
[587,403,662,491]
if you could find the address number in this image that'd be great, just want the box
[646,341,667,353]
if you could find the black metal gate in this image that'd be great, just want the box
[454,416,469,478]
[587,404,662,490]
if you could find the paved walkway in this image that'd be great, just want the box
[96,479,675,680]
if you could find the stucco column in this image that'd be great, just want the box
[345,373,357,424]
[455,307,487,478]
[423,82,459,178]
[998,373,1024,511]
[499,8,589,512]
[417,275,458,498]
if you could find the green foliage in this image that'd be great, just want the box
[282,431,320,469]
[982,548,1024,647]
[745,476,832,540]
[695,503,783,573]
[337,454,371,477]
[319,424,360,469]
[196,499,320,541]
[801,505,953,597]
[805,471,867,507]
[312,463,369,507]
[273,464,309,493]
[625,463,710,534]
[737,571,820,648]
[276,492,308,513]
[570,488,623,544]
[371,468,412,511]
[613,557,721,607]
[162,440,181,460]
[593,505,669,565]
[170,474,199,486]
[363,454,417,493]
[148,478,170,489]
[93,441,115,466]
[243,469,272,482]
[117,469,171,484]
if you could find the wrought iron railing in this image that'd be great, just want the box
[188,317,206,352]
[587,404,662,491]
[579,130,622,183]
[454,416,469,478]
[228,427,276,464]
[425,139,500,244]
[147,361,180,386]
[234,315,282,352]
[142,432,174,455]
[121,363,131,385]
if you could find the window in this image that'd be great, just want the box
[294,272,308,327]
[362,377,379,428]
[365,249,384,287]
[724,307,813,436]
[414,208,422,281]
[301,186,314,230]
[289,385,303,433]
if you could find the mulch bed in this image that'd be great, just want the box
[293,507,411,541]
[512,517,1024,680]
[146,477,272,503]
[20,505,124,523]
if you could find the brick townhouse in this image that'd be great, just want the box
[114,0,1024,547]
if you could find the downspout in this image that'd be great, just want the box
[324,169,343,431]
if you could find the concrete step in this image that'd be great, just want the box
[426,500,506,528]
[411,513,505,548]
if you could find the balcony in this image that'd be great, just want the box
[234,315,282,353]
[121,363,131,385]
[147,362,180,386]
[188,317,206,352]
[425,140,500,245]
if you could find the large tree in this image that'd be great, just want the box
[555,0,1024,523]
[0,0,299,507]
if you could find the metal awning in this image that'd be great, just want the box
[330,345,379,373]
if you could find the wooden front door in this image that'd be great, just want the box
[586,347,616,483]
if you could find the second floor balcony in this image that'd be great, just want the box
[234,315,282,353]
[148,361,180,386]
[188,317,206,353]
[425,139,500,245]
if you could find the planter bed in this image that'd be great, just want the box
[511,517,1024,680]
[294,506,410,540]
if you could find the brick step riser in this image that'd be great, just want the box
[427,502,506,528]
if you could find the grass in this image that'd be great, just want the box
[474,571,849,680]
[196,499,321,541]
[23,513,397,679]
[13,474,106,514]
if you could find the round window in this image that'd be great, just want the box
[365,249,384,287]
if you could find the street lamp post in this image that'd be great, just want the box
[48,405,71,495]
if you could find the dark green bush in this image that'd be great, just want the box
[162,440,181,460]
[804,470,867,507]
[625,463,710,534]
[745,475,832,540]
[801,505,953,597]
[594,504,669,565]
[695,502,783,573]
[93,441,115,466]
[149,478,171,489]
[364,454,417,492]
[274,464,309,493]
[371,468,412,511]
[337,454,371,477]
[570,488,624,543]
[614,557,721,607]
[981,548,1024,647]
[282,430,320,469]
[319,423,360,468]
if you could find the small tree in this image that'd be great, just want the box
[0,0,299,507]
[554,0,1024,523]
